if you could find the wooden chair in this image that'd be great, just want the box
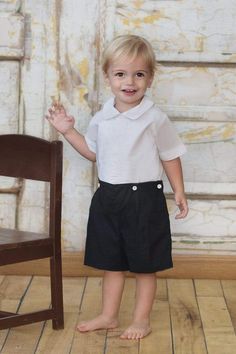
[0,134,64,330]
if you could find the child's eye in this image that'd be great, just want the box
[115,72,125,77]
[136,72,145,78]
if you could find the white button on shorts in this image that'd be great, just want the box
[132,186,137,191]
[157,184,162,189]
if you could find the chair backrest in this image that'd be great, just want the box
[0,134,62,181]
[0,134,63,238]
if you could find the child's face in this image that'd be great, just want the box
[105,55,153,112]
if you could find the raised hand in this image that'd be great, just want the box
[45,101,75,135]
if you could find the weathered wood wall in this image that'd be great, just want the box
[0,0,236,256]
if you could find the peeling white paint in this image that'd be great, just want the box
[115,0,236,63]
[0,13,24,58]
[0,62,19,133]
[0,0,21,13]
[0,194,16,228]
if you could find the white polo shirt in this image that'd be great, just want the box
[85,96,186,184]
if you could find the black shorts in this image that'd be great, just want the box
[84,180,173,273]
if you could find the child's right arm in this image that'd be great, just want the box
[46,103,96,162]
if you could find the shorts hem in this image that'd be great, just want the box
[84,261,173,273]
[84,262,129,272]
[129,263,173,273]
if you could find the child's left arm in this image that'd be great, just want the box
[161,157,188,219]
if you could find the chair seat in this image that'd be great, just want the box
[0,228,50,250]
[0,228,53,266]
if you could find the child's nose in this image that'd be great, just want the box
[126,75,134,85]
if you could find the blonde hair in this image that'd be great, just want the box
[102,35,156,76]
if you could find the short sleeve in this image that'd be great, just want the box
[156,113,187,161]
[84,115,99,153]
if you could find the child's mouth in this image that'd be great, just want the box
[122,89,137,95]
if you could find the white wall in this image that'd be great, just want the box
[0,0,236,255]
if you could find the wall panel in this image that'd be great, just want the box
[99,0,236,255]
[0,0,235,256]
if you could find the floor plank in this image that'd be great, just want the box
[0,276,236,354]
[194,279,223,297]
[168,279,207,354]
[197,296,236,354]
[0,275,32,350]
[35,277,86,354]
[106,331,139,354]
[70,277,107,354]
[140,279,172,354]
[221,280,236,333]
[0,276,51,354]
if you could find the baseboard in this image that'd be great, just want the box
[0,252,235,279]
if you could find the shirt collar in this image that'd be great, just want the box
[102,96,154,120]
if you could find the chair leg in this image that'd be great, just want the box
[50,255,64,329]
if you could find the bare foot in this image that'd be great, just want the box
[120,321,152,340]
[77,314,119,332]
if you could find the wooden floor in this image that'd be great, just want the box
[0,276,236,354]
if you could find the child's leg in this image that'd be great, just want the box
[120,273,156,340]
[77,270,125,332]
